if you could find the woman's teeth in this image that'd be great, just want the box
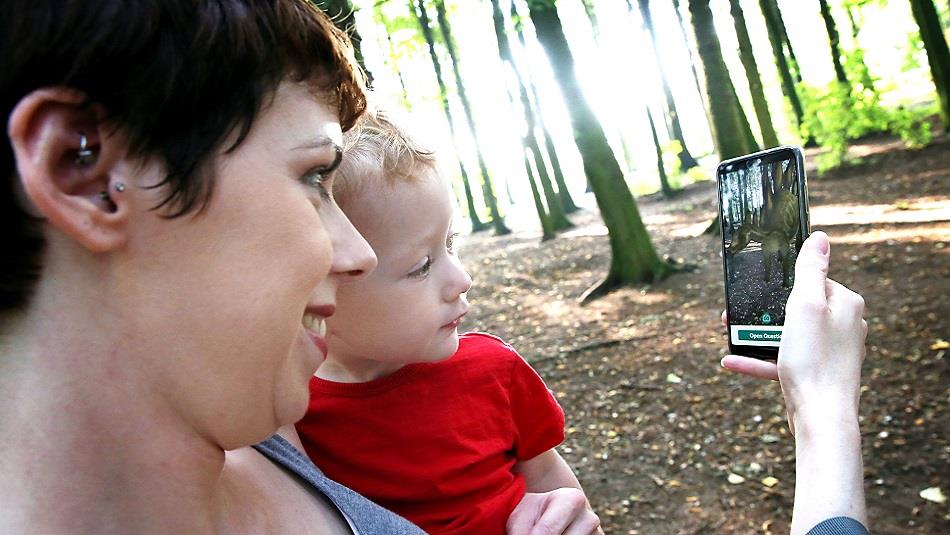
[303,313,327,337]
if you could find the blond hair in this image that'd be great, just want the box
[334,109,438,205]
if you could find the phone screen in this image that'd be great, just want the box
[717,147,809,358]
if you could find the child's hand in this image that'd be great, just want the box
[721,231,867,434]
[507,488,603,535]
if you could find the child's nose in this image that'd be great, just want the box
[443,256,472,301]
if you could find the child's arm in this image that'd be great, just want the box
[513,448,581,493]
[513,450,603,535]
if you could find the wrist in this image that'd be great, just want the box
[791,401,859,441]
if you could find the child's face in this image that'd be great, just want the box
[327,168,472,368]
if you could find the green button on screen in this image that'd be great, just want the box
[738,330,782,342]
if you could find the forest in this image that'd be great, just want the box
[316,0,949,533]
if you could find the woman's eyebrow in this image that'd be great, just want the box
[292,135,341,153]
[293,136,343,172]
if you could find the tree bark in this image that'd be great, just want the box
[412,0,489,232]
[818,0,851,89]
[434,0,512,233]
[910,0,950,131]
[637,0,698,172]
[490,0,572,232]
[527,0,673,300]
[729,0,780,148]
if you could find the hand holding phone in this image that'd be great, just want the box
[717,146,810,359]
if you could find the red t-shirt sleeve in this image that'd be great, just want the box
[504,346,566,461]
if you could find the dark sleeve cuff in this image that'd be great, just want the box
[806,517,870,535]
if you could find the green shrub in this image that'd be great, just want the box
[799,82,932,171]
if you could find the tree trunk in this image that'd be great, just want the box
[490,0,572,232]
[672,0,716,153]
[412,0,488,232]
[434,0,511,233]
[527,0,673,300]
[510,1,580,213]
[818,0,851,89]
[759,0,810,143]
[729,0,780,148]
[646,106,674,197]
[690,0,759,235]
[580,0,602,41]
[910,0,950,131]
[522,148,556,241]
[637,0,698,172]
[690,0,758,160]
[317,0,374,86]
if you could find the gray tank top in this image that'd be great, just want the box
[253,435,424,535]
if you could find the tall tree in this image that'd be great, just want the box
[510,1,580,213]
[317,0,374,86]
[412,0,488,232]
[522,147,556,241]
[672,0,716,149]
[526,0,674,301]
[910,0,950,131]
[636,0,699,172]
[490,0,572,231]
[729,0,780,148]
[818,0,851,89]
[690,0,758,160]
[434,0,512,234]
[759,0,810,143]
[646,106,674,197]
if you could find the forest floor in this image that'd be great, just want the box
[462,132,949,534]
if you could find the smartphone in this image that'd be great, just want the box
[717,146,810,359]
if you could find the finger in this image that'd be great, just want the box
[506,495,540,534]
[561,511,602,535]
[529,490,586,535]
[721,355,779,381]
[721,309,727,327]
[790,231,831,305]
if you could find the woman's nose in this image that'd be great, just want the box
[327,203,377,282]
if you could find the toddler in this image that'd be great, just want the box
[295,111,597,534]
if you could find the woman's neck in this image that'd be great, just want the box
[0,310,227,534]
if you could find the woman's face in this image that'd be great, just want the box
[120,81,374,448]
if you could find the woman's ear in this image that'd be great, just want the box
[8,87,130,253]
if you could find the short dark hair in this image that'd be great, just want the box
[1,0,367,309]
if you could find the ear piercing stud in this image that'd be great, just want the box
[76,134,95,166]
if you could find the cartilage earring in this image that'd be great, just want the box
[76,134,95,166]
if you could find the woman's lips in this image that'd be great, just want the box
[303,304,335,358]
[441,311,467,330]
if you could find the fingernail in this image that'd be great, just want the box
[814,231,829,255]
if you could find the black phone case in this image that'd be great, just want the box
[716,146,810,360]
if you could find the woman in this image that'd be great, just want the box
[0,1,596,533]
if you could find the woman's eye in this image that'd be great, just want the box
[302,168,333,200]
[408,256,432,278]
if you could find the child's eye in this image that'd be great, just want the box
[408,256,432,278]
[446,232,459,254]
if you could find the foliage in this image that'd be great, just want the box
[799,82,932,171]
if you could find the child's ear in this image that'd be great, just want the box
[8,87,130,253]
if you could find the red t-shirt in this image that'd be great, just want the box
[296,332,565,535]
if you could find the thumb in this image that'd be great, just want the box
[790,231,830,305]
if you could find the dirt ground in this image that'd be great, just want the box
[461,133,949,534]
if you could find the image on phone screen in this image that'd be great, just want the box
[719,149,806,353]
